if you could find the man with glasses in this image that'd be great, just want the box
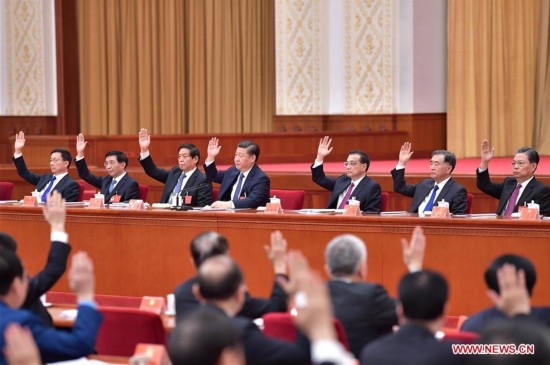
[391,142,467,214]
[75,133,140,203]
[138,128,212,206]
[311,136,381,212]
[476,139,550,216]
[12,131,80,202]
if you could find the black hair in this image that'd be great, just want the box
[432,150,457,172]
[237,141,260,162]
[105,150,129,168]
[51,149,73,167]
[485,254,536,296]
[0,249,24,295]
[398,270,448,321]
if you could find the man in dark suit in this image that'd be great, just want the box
[360,271,461,365]
[12,131,80,202]
[461,254,550,333]
[174,231,288,321]
[204,137,270,209]
[138,128,212,206]
[0,193,102,364]
[75,133,139,203]
[476,140,550,216]
[0,192,71,327]
[391,142,468,214]
[324,233,397,358]
[311,136,381,213]
[193,255,310,365]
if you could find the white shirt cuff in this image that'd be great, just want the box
[204,160,214,166]
[13,152,22,159]
[51,231,68,244]
[140,151,150,160]
[75,156,84,161]
[312,339,355,365]
[312,160,323,168]
[395,164,405,170]
[478,167,487,172]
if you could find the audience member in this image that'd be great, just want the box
[12,132,79,202]
[138,128,212,206]
[311,136,381,213]
[174,231,287,320]
[204,137,270,209]
[476,140,550,216]
[392,142,468,214]
[75,133,139,202]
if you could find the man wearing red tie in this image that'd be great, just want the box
[311,136,381,213]
[476,139,550,217]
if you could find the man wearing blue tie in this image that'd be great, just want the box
[391,142,468,214]
[75,134,140,203]
[204,138,270,209]
[138,129,212,206]
[12,131,80,202]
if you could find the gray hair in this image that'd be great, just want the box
[325,234,367,277]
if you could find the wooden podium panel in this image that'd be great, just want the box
[1,205,550,316]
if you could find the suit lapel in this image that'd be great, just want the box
[37,174,54,191]
[516,178,536,207]
[436,179,453,202]
[239,165,257,196]
[220,168,239,200]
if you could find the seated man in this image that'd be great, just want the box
[461,254,550,333]
[0,195,102,364]
[476,140,550,216]
[12,131,79,202]
[205,137,270,209]
[194,255,310,365]
[312,136,381,213]
[75,133,139,203]
[0,192,71,327]
[174,231,287,320]
[391,142,468,214]
[138,129,212,206]
[360,271,461,365]
[324,234,397,358]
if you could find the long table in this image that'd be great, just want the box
[1,204,549,316]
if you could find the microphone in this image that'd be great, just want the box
[171,183,212,211]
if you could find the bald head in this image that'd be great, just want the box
[197,256,243,300]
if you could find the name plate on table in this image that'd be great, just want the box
[134,343,170,365]
[343,204,361,216]
[519,206,539,220]
[140,296,166,315]
[431,206,450,218]
[264,202,283,214]
[22,196,38,206]
[88,198,105,209]
[129,199,145,210]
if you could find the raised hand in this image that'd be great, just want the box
[138,128,151,152]
[480,139,494,169]
[401,226,426,272]
[488,264,531,317]
[316,136,333,161]
[207,137,222,161]
[43,191,66,233]
[264,231,288,275]
[69,251,95,301]
[76,133,87,157]
[398,142,414,165]
[3,323,41,365]
[14,131,26,153]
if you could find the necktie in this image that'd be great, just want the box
[504,184,522,217]
[232,173,245,202]
[172,173,186,197]
[423,184,440,212]
[41,176,56,202]
[338,183,355,209]
[109,179,117,194]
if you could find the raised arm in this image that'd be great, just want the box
[479,139,495,171]
[315,136,333,163]
[397,142,414,167]
[138,128,151,155]
[205,137,222,163]
[75,133,88,159]
[14,131,26,155]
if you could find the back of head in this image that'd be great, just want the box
[169,307,242,365]
[197,256,243,301]
[485,254,536,296]
[0,249,24,295]
[237,141,260,162]
[325,234,367,277]
[398,270,448,321]
[0,233,17,252]
[190,231,229,268]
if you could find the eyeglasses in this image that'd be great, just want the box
[511,161,529,167]
[344,161,363,167]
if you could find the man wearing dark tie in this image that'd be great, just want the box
[391,142,468,214]
[74,133,139,203]
[476,139,550,217]
[311,136,381,213]
[138,129,212,206]
[204,137,270,209]
[12,131,80,202]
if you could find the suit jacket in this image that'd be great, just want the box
[461,306,550,333]
[204,162,270,209]
[360,323,463,365]
[75,158,139,202]
[22,241,71,327]
[174,275,288,321]
[391,168,468,214]
[476,169,550,216]
[328,280,397,359]
[311,164,381,213]
[139,155,212,206]
[0,302,102,365]
[12,156,80,202]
